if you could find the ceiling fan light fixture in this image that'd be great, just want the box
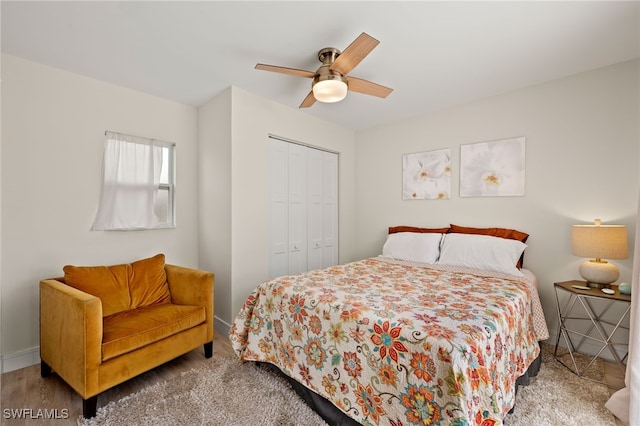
[313,77,348,103]
[256,33,392,108]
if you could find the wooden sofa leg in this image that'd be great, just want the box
[40,360,52,378]
[83,396,98,418]
[204,341,213,358]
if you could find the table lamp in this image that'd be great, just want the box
[572,219,628,288]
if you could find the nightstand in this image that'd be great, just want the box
[553,280,631,383]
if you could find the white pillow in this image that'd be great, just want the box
[437,233,526,276]
[381,232,443,264]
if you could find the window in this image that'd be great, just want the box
[155,144,175,227]
[92,131,175,230]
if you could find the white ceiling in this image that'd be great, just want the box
[2,1,639,130]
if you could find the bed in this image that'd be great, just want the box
[230,225,549,425]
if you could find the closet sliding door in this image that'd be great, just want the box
[308,148,339,270]
[286,143,308,275]
[269,137,338,279]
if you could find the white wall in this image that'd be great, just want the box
[1,54,199,371]
[198,87,233,330]
[0,50,3,381]
[354,59,639,345]
[198,86,356,327]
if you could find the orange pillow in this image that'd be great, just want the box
[389,226,450,234]
[449,224,529,268]
[449,224,529,243]
[63,263,132,317]
[129,254,171,309]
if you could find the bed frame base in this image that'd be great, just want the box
[257,362,360,426]
[509,341,543,414]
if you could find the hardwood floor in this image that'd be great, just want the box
[1,335,628,425]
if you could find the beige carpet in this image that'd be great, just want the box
[81,346,617,426]
[80,357,328,426]
[505,345,617,425]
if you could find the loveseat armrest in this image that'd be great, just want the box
[39,279,103,398]
[165,264,214,341]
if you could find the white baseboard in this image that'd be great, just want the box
[214,316,231,339]
[2,346,39,373]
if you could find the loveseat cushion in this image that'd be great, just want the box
[101,303,206,361]
[63,263,132,317]
[129,254,171,309]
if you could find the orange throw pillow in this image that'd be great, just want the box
[449,224,529,242]
[389,226,450,234]
[129,254,171,309]
[63,263,132,317]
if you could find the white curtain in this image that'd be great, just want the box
[92,132,163,231]
[605,188,639,425]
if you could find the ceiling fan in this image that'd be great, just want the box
[255,32,393,108]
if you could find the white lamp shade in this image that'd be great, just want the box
[572,222,628,259]
[572,219,628,285]
[313,79,348,103]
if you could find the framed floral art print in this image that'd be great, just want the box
[402,148,451,200]
[459,137,525,197]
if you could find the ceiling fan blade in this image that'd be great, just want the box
[255,64,316,78]
[299,91,317,108]
[347,77,393,98]
[330,33,379,76]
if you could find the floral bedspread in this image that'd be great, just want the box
[229,258,547,426]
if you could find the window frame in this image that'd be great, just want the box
[154,141,176,229]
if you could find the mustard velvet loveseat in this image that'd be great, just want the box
[39,254,214,418]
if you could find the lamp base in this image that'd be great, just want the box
[578,259,619,288]
[587,282,610,289]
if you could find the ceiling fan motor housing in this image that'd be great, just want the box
[314,47,348,92]
[313,69,347,85]
[318,47,340,64]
